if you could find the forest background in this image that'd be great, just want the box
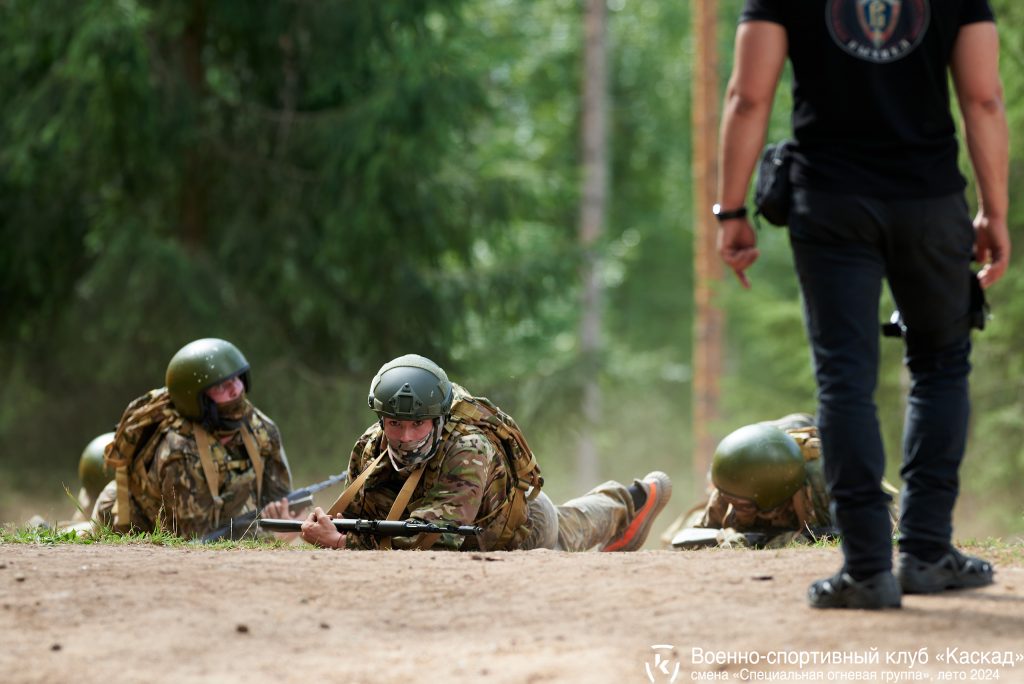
[2,0,1022,539]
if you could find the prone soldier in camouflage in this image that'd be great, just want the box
[299,354,673,552]
[666,414,834,549]
[71,432,116,524]
[92,338,301,538]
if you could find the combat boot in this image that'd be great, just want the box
[896,548,994,594]
[807,570,902,609]
[601,471,672,552]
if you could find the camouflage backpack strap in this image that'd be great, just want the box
[240,425,264,506]
[447,385,544,499]
[444,385,542,548]
[104,388,176,531]
[191,423,226,528]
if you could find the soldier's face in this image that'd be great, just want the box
[383,418,433,444]
[206,376,244,405]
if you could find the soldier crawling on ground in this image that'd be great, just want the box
[665,414,898,550]
[298,354,674,552]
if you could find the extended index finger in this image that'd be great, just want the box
[733,269,751,289]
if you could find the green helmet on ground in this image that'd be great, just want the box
[165,338,251,420]
[79,432,116,501]
[368,354,454,421]
[711,423,806,511]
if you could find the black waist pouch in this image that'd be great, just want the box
[753,140,794,227]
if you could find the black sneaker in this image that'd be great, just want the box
[807,570,902,609]
[896,549,994,594]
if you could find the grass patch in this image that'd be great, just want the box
[0,522,291,550]
[959,537,1024,565]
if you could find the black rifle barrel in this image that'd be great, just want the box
[258,518,481,537]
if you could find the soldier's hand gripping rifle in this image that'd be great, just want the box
[200,471,350,542]
[257,518,482,538]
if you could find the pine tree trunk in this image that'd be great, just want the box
[691,0,723,495]
[577,0,608,491]
[180,0,208,253]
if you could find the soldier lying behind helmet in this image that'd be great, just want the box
[299,354,673,552]
[665,414,836,549]
[92,338,303,540]
[665,414,898,549]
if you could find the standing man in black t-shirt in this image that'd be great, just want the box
[715,1,1010,609]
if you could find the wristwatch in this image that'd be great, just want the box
[712,204,747,222]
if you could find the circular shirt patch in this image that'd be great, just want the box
[827,0,930,64]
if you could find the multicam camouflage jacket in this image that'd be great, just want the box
[97,390,291,538]
[341,421,522,551]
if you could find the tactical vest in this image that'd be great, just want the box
[104,387,272,532]
[329,384,543,550]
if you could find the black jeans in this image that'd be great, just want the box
[788,188,976,577]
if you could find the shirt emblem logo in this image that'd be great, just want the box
[827,0,930,63]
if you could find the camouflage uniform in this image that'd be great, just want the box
[666,422,834,549]
[340,421,637,552]
[94,392,291,538]
[698,426,831,545]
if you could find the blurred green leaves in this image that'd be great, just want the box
[1,0,1021,536]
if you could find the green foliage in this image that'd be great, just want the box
[956,0,1024,534]
[1,0,1023,539]
[0,0,574,508]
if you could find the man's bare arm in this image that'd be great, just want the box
[716,21,788,287]
[951,21,1010,288]
[717,21,788,210]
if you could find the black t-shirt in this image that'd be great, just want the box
[741,0,995,198]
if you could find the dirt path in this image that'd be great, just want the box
[1,544,1022,684]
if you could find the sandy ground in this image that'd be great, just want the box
[1,543,1022,684]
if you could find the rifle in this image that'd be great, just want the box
[670,527,767,550]
[671,525,837,550]
[201,470,350,542]
[257,518,482,537]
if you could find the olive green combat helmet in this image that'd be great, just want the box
[165,338,251,420]
[79,431,116,501]
[711,423,806,511]
[368,354,454,420]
